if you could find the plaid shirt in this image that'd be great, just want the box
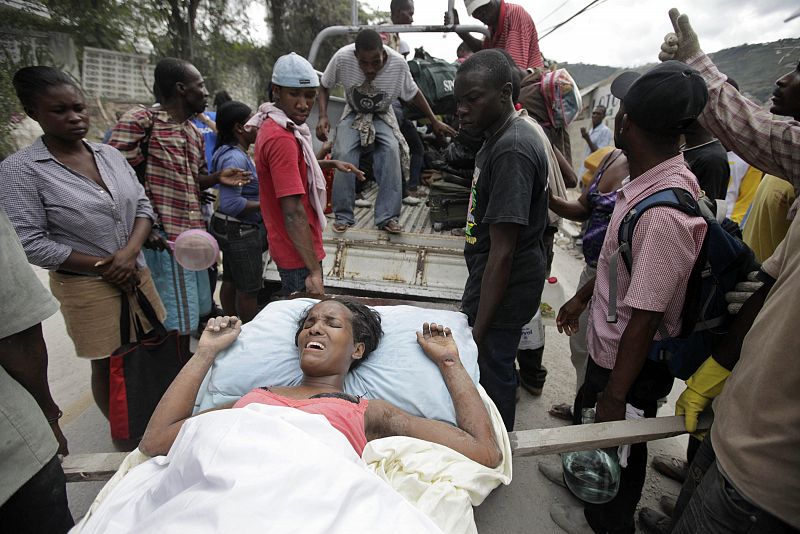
[586,155,707,369]
[485,1,544,70]
[109,108,207,240]
[689,53,800,191]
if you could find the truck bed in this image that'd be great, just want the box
[264,181,470,302]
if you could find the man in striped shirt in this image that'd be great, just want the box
[551,62,709,534]
[447,0,543,71]
[110,58,250,352]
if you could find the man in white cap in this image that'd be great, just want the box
[446,0,543,71]
[250,53,363,295]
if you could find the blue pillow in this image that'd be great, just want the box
[195,299,480,424]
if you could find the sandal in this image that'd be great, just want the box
[548,403,574,421]
[332,222,349,233]
[380,219,403,234]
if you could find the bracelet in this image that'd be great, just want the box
[46,410,63,424]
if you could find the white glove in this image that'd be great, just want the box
[725,271,764,314]
[659,8,702,62]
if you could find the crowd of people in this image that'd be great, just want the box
[0,1,798,533]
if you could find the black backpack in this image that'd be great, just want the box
[608,188,757,379]
[406,48,457,119]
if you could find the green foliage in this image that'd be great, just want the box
[264,0,388,70]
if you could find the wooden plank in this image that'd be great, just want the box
[63,452,128,483]
[64,416,710,481]
[509,414,712,457]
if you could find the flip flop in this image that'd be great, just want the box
[549,403,574,421]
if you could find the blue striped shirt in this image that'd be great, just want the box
[0,137,155,270]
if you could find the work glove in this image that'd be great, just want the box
[676,356,730,438]
[659,8,702,62]
[725,271,764,314]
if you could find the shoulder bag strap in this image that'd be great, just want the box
[119,291,132,345]
[134,288,169,337]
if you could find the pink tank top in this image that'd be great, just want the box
[233,388,369,455]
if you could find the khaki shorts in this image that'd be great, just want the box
[49,268,166,359]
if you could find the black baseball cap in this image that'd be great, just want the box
[610,61,708,134]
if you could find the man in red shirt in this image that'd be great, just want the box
[447,0,543,71]
[253,53,362,295]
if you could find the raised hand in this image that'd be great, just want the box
[416,322,460,368]
[659,8,701,62]
[218,168,252,187]
[197,315,242,354]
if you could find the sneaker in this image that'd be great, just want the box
[538,462,567,489]
[659,495,677,516]
[519,374,544,396]
[549,503,594,534]
[332,221,350,233]
[379,219,403,234]
[354,199,372,208]
[402,195,422,206]
[651,455,688,483]
[638,507,672,534]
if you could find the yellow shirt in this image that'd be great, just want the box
[742,174,796,262]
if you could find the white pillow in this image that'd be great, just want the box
[195,298,480,424]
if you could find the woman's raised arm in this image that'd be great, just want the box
[364,323,503,468]
[139,316,240,456]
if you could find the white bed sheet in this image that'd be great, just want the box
[75,404,443,534]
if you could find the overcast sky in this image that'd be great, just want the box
[247,0,799,67]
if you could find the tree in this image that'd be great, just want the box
[264,0,387,69]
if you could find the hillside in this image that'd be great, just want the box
[557,38,799,104]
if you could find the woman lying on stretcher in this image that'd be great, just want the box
[140,298,503,468]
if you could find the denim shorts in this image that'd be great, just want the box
[210,216,266,294]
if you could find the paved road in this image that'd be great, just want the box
[37,238,687,532]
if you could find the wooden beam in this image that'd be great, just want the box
[62,452,128,483]
[63,416,710,482]
[509,414,712,457]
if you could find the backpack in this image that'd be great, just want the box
[540,69,582,128]
[406,48,457,119]
[608,188,757,379]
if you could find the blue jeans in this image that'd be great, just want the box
[332,113,402,227]
[276,263,322,295]
[672,437,798,533]
[477,327,523,431]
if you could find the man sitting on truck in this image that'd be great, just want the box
[315,29,454,234]
[455,49,549,431]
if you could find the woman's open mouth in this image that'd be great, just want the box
[305,341,325,351]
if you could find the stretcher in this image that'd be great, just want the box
[63,295,710,533]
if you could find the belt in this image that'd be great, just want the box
[213,212,260,226]
[54,269,98,277]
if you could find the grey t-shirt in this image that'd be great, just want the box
[462,115,550,329]
[0,208,59,339]
[0,207,59,503]
[321,44,419,114]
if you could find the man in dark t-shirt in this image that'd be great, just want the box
[456,49,549,430]
[682,121,730,200]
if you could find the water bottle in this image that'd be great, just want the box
[561,408,621,504]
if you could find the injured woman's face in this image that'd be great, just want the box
[296,301,365,377]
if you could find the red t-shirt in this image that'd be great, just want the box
[255,119,325,269]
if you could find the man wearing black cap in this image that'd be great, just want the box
[551,61,709,534]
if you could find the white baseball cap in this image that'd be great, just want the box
[465,0,491,16]
[398,40,411,56]
[271,52,319,88]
